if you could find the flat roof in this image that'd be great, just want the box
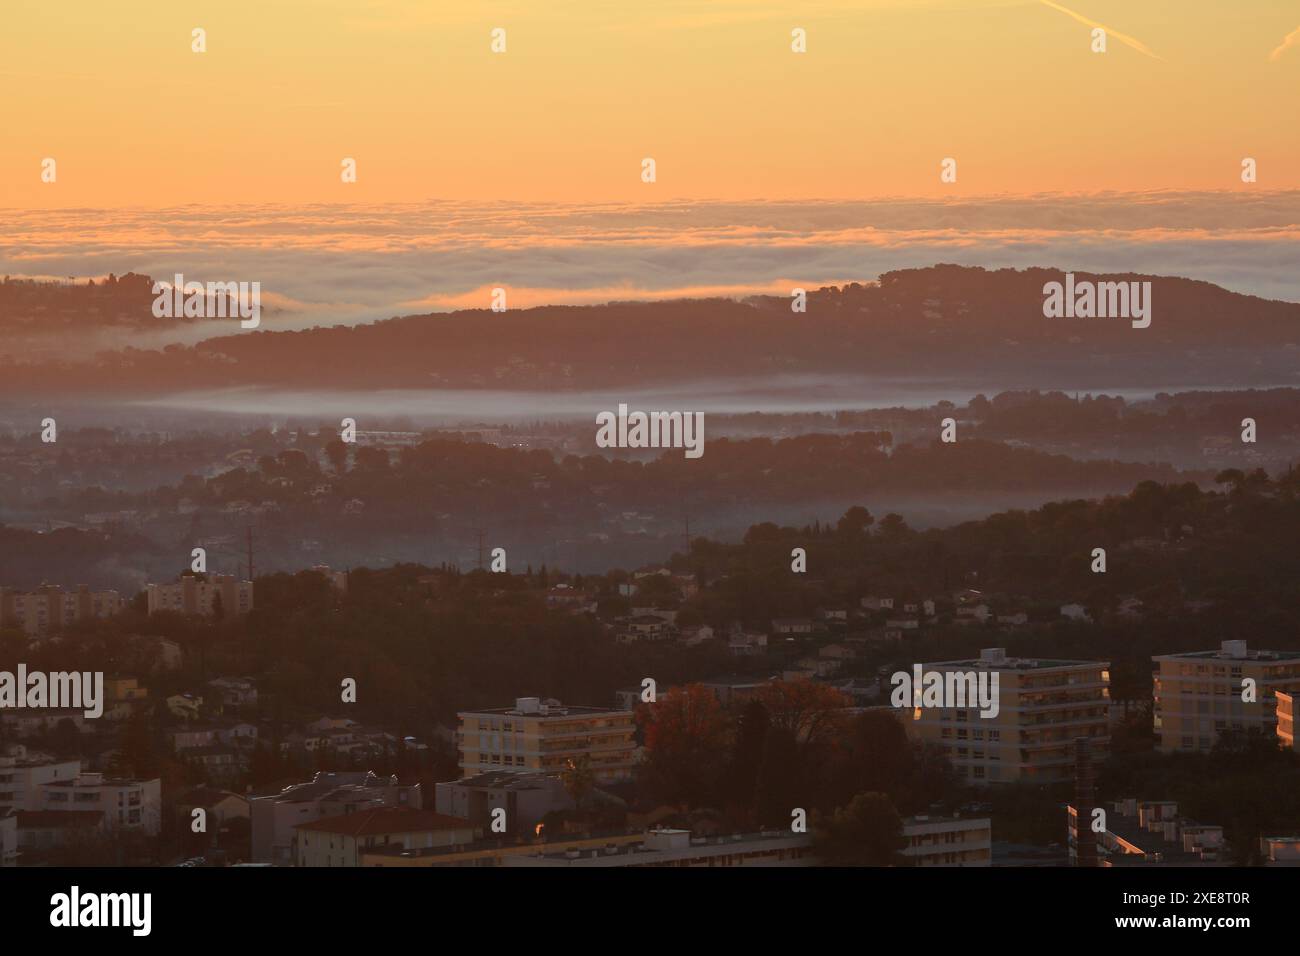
[460,704,627,717]
[1155,649,1300,661]
[923,657,1106,671]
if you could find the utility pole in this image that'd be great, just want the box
[475,528,486,571]
[246,526,255,581]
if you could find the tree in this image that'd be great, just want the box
[637,684,729,808]
[325,439,350,474]
[836,506,874,536]
[755,679,849,753]
[814,792,907,866]
[561,753,595,811]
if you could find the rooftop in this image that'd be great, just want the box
[294,807,472,837]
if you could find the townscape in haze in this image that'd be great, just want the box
[3,1,1299,876]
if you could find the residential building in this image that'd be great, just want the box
[435,771,575,836]
[15,810,104,858]
[1278,690,1296,752]
[727,631,767,657]
[0,584,122,636]
[39,772,161,835]
[249,770,421,864]
[906,647,1110,785]
[1258,836,1300,864]
[146,573,253,617]
[207,676,258,709]
[166,692,204,721]
[102,677,149,722]
[1068,798,1226,866]
[700,676,772,708]
[457,697,637,783]
[902,815,992,866]
[174,786,249,831]
[501,828,815,868]
[0,746,80,813]
[1060,603,1091,622]
[1153,641,1300,753]
[293,808,476,867]
[366,827,815,868]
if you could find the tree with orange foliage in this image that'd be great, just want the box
[755,678,851,752]
[637,683,730,809]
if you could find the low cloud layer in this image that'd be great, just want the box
[3,192,1297,348]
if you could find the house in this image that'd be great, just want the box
[700,676,772,708]
[102,677,148,722]
[208,677,258,709]
[167,693,203,721]
[996,611,1028,626]
[818,643,858,662]
[15,810,105,857]
[1116,598,1145,620]
[631,607,678,624]
[861,596,895,611]
[677,624,714,646]
[215,722,259,746]
[885,617,920,630]
[955,604,991,624]
[626,615,668,638]
[794,656,839,678]
[818,608,848,623]
[181,745,243,785]
[174,786,249,832]
[168,725,219,752]
[727,632,768,657]
[771,618,813,635]
[1060,603,1092,622]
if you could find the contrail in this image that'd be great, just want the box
[1039,0,1162,60]
[1269,25,1300,61]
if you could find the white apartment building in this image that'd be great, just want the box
[0,745,80,813]
[39,772,162,835]
[1153,641,1300,753]
[906,647,1110,785]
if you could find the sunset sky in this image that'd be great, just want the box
[4,0,1299,206]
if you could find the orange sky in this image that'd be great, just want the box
[2,1,1298,206]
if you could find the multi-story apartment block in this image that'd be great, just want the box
[906,647,1110,785]
[901,815,992,867]
[249,770,422,864]
[1153,641,1300,753]
[38,772,161,835]
[0,584,122,636]
[146,573,253,617]
[0,746,80,814]
[457,697,638,783]
[1277,690,1296,752]
[293,808,477,867]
